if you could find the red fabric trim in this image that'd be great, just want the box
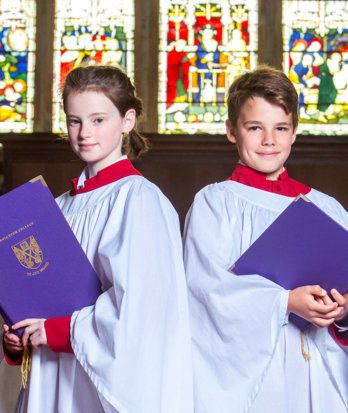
[45,316,73,353]
[70,159,142,196]
[228,163,310,197]
[329,324,348,346]
[2,340,22,365]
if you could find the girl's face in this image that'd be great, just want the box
[65,90,135,177]
[226,96,296,181]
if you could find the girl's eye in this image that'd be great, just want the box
[94,118,104,124]
[67,118,80,126]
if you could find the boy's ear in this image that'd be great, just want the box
[291,126,297,145]
[122,109,136,133]
[226,119,237,144]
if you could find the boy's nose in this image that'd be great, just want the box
[261,131,275,145]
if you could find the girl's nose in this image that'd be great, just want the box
[79,123,91,139]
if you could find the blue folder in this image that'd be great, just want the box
[0,177,101,335]
[231,195,348,330]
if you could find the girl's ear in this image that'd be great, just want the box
[122,109,136,133]
[226,119,238,144]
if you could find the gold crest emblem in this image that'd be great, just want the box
[12,236,43,269]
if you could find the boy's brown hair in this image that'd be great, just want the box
[227,65,299,130]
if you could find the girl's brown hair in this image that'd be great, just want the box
[227,65,299,130]
[62,65,148,159]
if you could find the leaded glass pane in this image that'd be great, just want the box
[52,0,135,133]
[283,0,348,135]
[0,0,36,132]
[159,0,258,134]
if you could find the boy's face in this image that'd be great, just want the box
[226,96,296,181]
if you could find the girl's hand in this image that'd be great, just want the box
[330,289,348,323]
[2,324,24,355]
[12,319,47,348]
[288,285,341,328]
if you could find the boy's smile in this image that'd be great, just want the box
[226,96,296,180]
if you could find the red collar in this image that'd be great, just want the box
[228,163,310,197]
[70,159,142,195]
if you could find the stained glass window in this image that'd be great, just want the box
[0,0,36,132]
[283,0,348,135]
[159,0,258,134]
[53,0,135,133]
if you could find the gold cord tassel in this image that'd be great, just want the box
[21,346,32,389]
[300,331,311,360]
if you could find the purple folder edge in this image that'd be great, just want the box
[230,194,348,331]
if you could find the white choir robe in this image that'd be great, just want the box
[183,180,348,413]
[0,321,21,413]
[15,174,193,413]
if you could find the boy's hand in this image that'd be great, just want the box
[288,285,341,328]
[12,319,47,348]
[2,324,24,355]
[330,289,348,323]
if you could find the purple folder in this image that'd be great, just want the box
[0,177,101,335]
[231,195,348,330]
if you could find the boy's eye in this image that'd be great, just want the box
[248,126,260,131]
[94,118,104,124]
[277,126,289,132]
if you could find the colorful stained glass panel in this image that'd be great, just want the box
[159,0,258,134]
[53,0,135,133]
[0,0,36,132]
[283,0,348,135]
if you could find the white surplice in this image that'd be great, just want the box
[15,173,193,413]
[183,180,348,413]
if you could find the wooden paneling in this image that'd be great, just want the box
[1,134,348,229]
[0,135,82,196]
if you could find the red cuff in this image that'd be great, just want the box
[330,324,348,346]
[45,316,73,353]
[2,340,22,366]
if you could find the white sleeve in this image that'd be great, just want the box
[70,182,193,413]
[183,185,289,411]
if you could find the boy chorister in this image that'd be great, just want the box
[183,65,348,413]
